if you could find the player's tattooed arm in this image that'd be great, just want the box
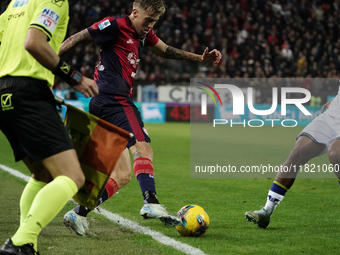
[150,39,202,62]
[163,46,202,62]
[133,148,142,160]
[59,29,93,57]
[150,39,221,64]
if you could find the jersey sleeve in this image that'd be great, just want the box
[87,17,119,45]
[145,29,159,47]
[29,0,68,41]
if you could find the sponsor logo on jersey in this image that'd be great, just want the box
[127,52,138,69]
[8,12,25,20]
[98,19,111,30]
[127,39,133,44]
[12,0,28,8]
[36,8,60,33]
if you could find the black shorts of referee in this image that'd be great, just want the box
[0,76,73,162]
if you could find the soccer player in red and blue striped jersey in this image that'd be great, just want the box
[60,0,221,235]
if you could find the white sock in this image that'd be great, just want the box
[264,190,285,214]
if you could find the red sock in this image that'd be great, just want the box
[74,178,119,216]
[105,178,119,199]
[134,158,154,178]
[134,158,158,203]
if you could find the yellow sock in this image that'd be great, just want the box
[20,178,46,225]
[12,176,78,251]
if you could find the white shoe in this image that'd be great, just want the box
[140,203,181,226]
[63,210,89,236]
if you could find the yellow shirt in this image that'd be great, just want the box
[0,0,69,87]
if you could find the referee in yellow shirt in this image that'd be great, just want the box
[0,0,98,254]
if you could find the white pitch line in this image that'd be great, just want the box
[0,164,207,255]
[0,164,30,182]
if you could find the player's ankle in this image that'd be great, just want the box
[263,205,274,215]
[74,205,91,217]
[143,190,159,204]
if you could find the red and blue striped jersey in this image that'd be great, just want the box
[87,15,159,97]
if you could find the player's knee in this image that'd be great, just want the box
[141,143,153,159]
[328,149,340,164]
[145,145,153,160]
[132,142,153,160]
[289,147,303,162]
[112,165,131,188]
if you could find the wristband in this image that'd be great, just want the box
[53,59,82,86]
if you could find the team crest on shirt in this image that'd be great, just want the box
[127,52,138,69]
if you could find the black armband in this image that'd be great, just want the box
[53,59,82,86]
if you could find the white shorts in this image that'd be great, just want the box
[325,92,340,117]
[298,101,340,156]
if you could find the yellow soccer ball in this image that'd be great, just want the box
[176,205,209,237]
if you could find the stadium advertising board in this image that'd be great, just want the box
[56,92,165,124]
[165,103,214,122]
[157,85,251,104]
[134,102,166,124]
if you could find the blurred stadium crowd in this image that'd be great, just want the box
[1,0,339,91]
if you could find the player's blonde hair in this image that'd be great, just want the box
[133,0,166,16]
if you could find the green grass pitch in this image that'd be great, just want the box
[0,123,339,255]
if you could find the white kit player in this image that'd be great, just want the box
[245,85,340,228]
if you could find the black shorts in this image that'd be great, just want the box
[89,93,150,148]
[0,76,74,162]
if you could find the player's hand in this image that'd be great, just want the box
[201,47,222,64]
[321,99,333,113]
[73,76,99,98]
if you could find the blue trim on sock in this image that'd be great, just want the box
[271,183,287,196]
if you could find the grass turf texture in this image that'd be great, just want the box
[1,123,339,255]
